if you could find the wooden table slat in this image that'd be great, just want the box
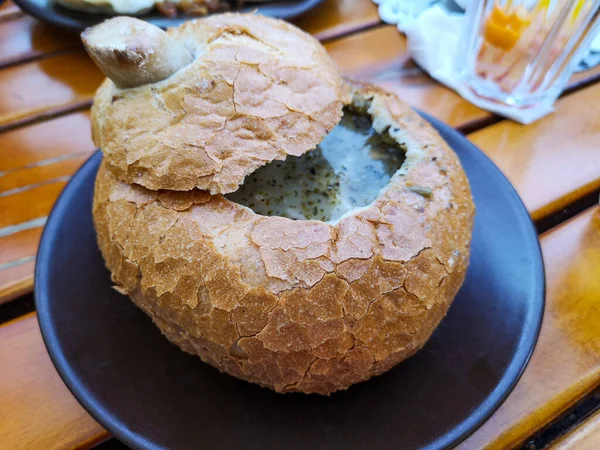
[458,206,600,449]
[0,52,101,130]
[0,180,67,228]
[0,0,23,21]
[0,153,86,193]
[549,407,600,450]
[468,82,600,222]
[0,15,80,69]
[293,0,380,41]
[0,227,42,266]
[0,111,93,172]
[0,112,94,306]
[0,313,108,446]
[0,258,35,304]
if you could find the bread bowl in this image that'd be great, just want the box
[87,15,475,395]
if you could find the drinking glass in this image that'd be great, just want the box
[456,0,600,110]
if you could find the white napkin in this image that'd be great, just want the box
[375,0,436,32]
[403,5,556,124]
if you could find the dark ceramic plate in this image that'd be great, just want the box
[35,114,545,450]
[13,0,323,31]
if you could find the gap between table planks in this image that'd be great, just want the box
[1,24,600,303]
[549,407,600,450]
[0,204,597,450]
[0,14,80,69]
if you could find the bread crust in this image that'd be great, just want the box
[93,80,475,395]
[91,14,346,194]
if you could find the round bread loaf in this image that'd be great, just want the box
[88,14,346,194]
[93,78,475,395]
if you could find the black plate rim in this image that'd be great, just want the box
[12,0,324,31]
[421,113,545,449]
[35,113,545,450]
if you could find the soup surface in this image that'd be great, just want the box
[227,111,406,221]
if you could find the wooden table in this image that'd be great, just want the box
[0,1,599,448]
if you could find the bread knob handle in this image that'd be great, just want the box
[81,17,194,89]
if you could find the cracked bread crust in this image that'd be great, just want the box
[92,81,474,394]
[91,14,346,194]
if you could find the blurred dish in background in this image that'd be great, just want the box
[13,0,324,30]
[54,0,251,17]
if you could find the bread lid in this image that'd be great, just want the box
[84,15,347,194]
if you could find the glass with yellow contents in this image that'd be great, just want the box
[457,0,600,109]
